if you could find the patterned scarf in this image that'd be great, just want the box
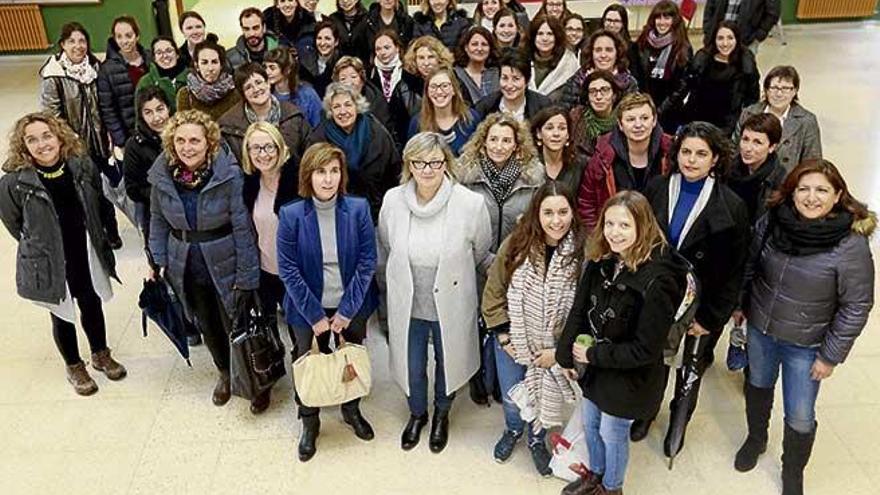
[647,30,674,79]
[171,162,213,190]
[59,52,97,84]
[244,95,282,125]
[507,232,581,431]
[479,152,523,206]
[186,71,235,104]
[373,55,402,102]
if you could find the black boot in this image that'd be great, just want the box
[298,414,320,462]
[401,413,428,451]
[735,384,774,472]
[469,375,488,406]
[342,402,375,441]
[781,423,816,495]
[630,417,653,442]
[429,409,450,453]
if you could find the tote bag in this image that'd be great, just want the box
[292,336,371,407]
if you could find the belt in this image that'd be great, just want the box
[170,224,233,243]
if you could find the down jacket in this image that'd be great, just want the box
[148,148,259,318]
[412,9,471,49]
[0,156,119,305]
[743,212,875,365]
[97,38,152,147]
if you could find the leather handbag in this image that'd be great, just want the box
[292,335,371,407]
[229,292,287,400]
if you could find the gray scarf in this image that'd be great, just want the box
[245,95,282,125]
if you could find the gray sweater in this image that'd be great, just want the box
[315,196,345,308]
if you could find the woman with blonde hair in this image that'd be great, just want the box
[403,36,455,101]
[408,66,480,156]
[0,113,123,396]
[277,142,379,462]
[379,132,491,453]
[412,0,471,49]
[557,190,688,495]
[148,109,259,408]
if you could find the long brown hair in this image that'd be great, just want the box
[504,181,585,280]
[5,112,84,172]
[636,0,690,68]
[768,159,871,222]
[587,190,668,271]
[419,65,473,132]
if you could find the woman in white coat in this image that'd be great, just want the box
[379,131,492,454]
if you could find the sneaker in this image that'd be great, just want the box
[493,429,522,463]
[528,439,553,477]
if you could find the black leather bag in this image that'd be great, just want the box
[229,292,287,400]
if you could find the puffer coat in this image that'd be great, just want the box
[97,38,152,147]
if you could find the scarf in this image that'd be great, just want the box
[403,175,453,218]
[324,114,371,171]
[769,203,853,256]
[186,71,235,104]
[171,162,213,190]
[59,53,97,84]
[647,30,674,80]
[245,95,282,126]
[577,105,616,145]
[667,173,716,249]
[507,232,580,431]
[479,152,523,206]
[728,156,778,222]
[373,55,402,101]
[157,60,185,79]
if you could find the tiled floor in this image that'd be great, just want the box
[1,21,879,495]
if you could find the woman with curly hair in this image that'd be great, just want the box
[148,110,259,408]
[408,66,480,156]
[560,29,638,108]
[0,113,124,396]
[569,70,623,163]
[403,35,455,101]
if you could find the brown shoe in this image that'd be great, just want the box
[250,389,271,415]
[561,469,603,495]
[213,371,231,406]
[91,349,127,381]
[66,362,98,396]
[595,486,622,495]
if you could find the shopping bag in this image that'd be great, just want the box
[229,292,287,400]
[549,402,589,482]
[292,336,371,407]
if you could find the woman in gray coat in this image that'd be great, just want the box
[0,113,124,396]
[733,65,822,172]
[734,160,875,495]
[149,109,259,408]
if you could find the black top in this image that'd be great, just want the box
[37,162,91,296]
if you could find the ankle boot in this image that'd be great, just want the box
[429,409,450,453]
[91,349,127,381]
[630,417,653,442]
[249,389,271,415]
[735,384,774,472]
[401,413,428,451]
[469,375,488,406]
[596,486,623,495]
[561,469,603,495]
[66,362,98,396]
[342,404,375,441]
[212,371,231,406]
[298,414,320,462]
[781,422,816,495]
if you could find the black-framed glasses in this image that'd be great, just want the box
[247,143,277,155]
[588,86,613,97]
[410,159,446,170]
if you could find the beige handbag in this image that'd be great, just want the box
[292,335,372,407]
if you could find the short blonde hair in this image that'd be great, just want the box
[160,110,222,166]
[4,112,84,172]
[616,92,657,121]
[298,142,349,198]
[403,36,454,75]
[458,112,539,168]
[240,121,291,175]
[322,82,371,118]
[332,55,366,84]
[587,190,668,272]
[401,132,458,184]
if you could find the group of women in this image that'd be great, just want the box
[0,2,872,495]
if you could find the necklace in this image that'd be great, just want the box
[35,162,65,179]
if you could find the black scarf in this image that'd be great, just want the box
[769,203,853,256]
[728,155,778,222]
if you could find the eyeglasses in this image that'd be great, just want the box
[410,159,446,170]
[767,85,796,93]
[247,143,277,155]
[588,86,613,97]
[428,82,453,92]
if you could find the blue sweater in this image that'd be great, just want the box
[669,177,707,247]
[275,83,323,128]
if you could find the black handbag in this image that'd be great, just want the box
[229,292,287,400]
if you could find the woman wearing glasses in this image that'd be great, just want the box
[733,65,822,172]
[408,66,479,156]
[378,132,492,454]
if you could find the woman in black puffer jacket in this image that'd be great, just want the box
[733,159,875,495]
[97,16,151,156]
[412,0,471,50]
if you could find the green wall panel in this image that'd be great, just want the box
[42,1,156,51]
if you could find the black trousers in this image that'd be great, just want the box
[184,270,232,372]
[257,269,291,342]
[291,308,368,418]
[50,286,108,366]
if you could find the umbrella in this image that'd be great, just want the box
[664,334,703,470]
[138,277,191,366]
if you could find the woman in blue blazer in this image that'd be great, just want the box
[277,142,379,463]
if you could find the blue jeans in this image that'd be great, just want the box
[747,325,821,433]
[494,339,545,443]
[582,398,634,491]
[407,318,454,416]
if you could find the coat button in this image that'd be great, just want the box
[433,288,439,293]
[616,284,626,291]
[453,280,458,286]
[695,251,704,259]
